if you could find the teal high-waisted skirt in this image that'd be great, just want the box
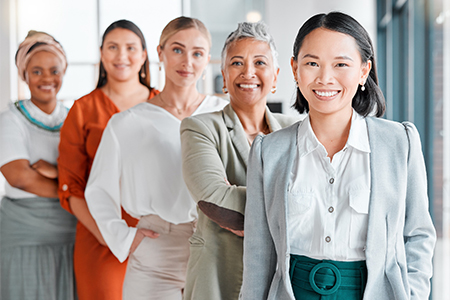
[289,255,367,300]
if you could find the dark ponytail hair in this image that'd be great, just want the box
[96,19,152,91]
[292,12,385,117]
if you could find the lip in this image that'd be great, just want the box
[313,89,340,100]
[176,70,194,77]
[113,63,130,69]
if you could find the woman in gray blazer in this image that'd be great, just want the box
[180,22,298,300]
[241,12,436,300]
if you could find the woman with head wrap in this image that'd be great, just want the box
[57,20,159,300]
[0,30,77,300]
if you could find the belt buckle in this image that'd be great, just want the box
[309,262,342,295]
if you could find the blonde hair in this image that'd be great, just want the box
[159,17,211,49]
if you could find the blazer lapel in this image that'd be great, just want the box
[223,104,251,167]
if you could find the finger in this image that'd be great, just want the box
[140,229,159,238]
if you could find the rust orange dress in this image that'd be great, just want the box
[57,88,159,300]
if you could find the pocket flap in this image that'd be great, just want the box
[349,189,371,214]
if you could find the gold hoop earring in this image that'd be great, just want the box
[222,87,228,94]
[271,87,277,94]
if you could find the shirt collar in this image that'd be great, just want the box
[297,109,371,157]
[347,110,371,153]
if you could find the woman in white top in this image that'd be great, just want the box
[0,31,77,300]
[241,12,435,300]
[85,17,227,300]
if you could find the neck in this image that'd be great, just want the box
[103,77,145,97]
[231,99,268,135]
[309,108,353,159]
[30,98,57,114]
[160,80,200,105]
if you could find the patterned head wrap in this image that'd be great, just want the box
[15,30,67,82]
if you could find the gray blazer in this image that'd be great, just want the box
[180,104,298,300]
[241,117,436,300]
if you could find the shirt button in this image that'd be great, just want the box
[325,236,331,243]
[62,184,68,191]
[329,178,335,184]
[343,148,347,152]
[328,206,334,213]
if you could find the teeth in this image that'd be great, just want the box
[40,85,54,90]
[315,91,338,97]
[240,84,258,89]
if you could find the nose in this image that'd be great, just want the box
[240,63,256,79]
[315,66,334,85]
[181,53,192,67]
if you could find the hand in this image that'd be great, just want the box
[31,160,58,179]
[220,225,244,237]
[129,228,160,254]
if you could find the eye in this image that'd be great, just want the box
[231,61,242,66]
[32,70,42,75]
[306,62,318,67]
[336,63,348,67]
[173,48,182,54]
[108,45,117,50]
[52,70,60,75]
[128,46,136,51]
[255,60,266,66]
[194,51,203,58]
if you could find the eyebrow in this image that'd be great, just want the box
[171,42,206,51]
[105,41,138,45]
[302,54,353,61]
[230,55,268,60]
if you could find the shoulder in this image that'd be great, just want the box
[73,89,103,106]
[255,121,301,159]
[0,102,22,126]
[181,109,224,132]
[366,117,412,142]
[271,112,302,128]
[197,95,229,113]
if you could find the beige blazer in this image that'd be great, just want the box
[180,104,298,300]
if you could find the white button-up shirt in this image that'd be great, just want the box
[288,110,371,261]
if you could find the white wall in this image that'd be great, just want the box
[0,0,17,113]
[265,0,377,115]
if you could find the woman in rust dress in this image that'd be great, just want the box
[57,19,158,300]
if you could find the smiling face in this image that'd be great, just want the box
[158,28,210,88]
[25,50,64,111]
[100,28,147,83]
[222,38,279,109]
[291,28,371,118]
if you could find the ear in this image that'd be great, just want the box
[221,69,226,89]
[290,57,298,83]
[157,45,163,62]
[360,60,372,84]
[141,49,147,64]
[272,67,280,88]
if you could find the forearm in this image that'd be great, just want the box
[69,195,106,246]
[1,160,58,198]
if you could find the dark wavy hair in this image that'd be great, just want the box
[96,19,152,91]
[292,12,385,117]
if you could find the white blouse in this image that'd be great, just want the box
[288,110,371,261]
[0,100,67,199]
[85,96,228,262]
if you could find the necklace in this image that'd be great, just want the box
[159,93,202,115]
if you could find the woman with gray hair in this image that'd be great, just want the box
[180,22,298,299]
